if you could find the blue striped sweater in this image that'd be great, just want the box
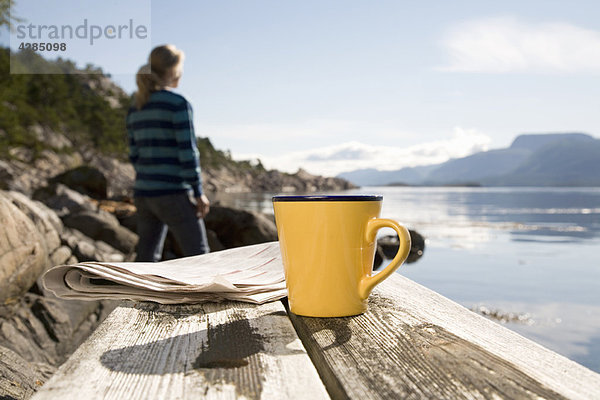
[126,90,203,198]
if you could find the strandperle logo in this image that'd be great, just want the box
[15,19,148,45]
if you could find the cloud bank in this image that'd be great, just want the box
[438,17,600,73]
[233,127,491,177]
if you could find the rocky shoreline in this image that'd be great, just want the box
[0,140,423,399]
[0,188,119,399]
[0,185,283,399]
[0,141,359,399]
[0,138,356,199]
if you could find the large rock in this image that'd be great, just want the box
[62,210,138,254]
[6,191,63,254]
[33,183,97,216]
[0,345,53,399]
[0,192,48,305]
[374,230,426,269]
[50,245,73,266]
[0,149,82,196]
[0,291,116,378]
[61,227,126,262]
[80,151,135,199]
[50,165,108,199]
[2,189,82,275]
[204,206,278,248]
[0,189,118,398]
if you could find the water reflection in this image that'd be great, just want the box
[365,186,600,246]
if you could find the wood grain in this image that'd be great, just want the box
[32,301,329,400]
[289,274,600,400]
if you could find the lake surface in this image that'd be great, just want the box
[214,186,600,373]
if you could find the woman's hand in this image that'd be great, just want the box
[195,194,210,218]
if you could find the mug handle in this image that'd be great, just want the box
[358,218,411,300]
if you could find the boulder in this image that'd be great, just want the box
[61,227,126,263]
[50,165,108,199]
[206,229,225,252]
[62,210,138,254]
[204,206,278,249]
[50,245,73,266]
[0,192,48,304]
[408,230,426,263]
[374,230,426,269]
[6,191,64,254]
[73,239,97,261]
[33,183,97,216]
[0,150,83,196]
[0,345,52,399]
[0,291,116,377]
[80,151,135,199]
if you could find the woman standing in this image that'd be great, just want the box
[127,44,210,261]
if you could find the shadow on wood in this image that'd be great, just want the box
[32,301,330,400]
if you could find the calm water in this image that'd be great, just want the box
[214,187,600,373]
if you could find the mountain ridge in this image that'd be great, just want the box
[338,133,600,187]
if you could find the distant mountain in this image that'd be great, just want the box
[423,147,531,185]
[509,133,593,152]
[486,135,600,186]
[338,133,600,187]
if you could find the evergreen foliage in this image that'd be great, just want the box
[196,137,265,172]
[0,0,21,30]
[0,47,130,157]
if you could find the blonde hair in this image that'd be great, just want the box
[135,44,185,109]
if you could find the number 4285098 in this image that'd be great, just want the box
[19,42,67,51]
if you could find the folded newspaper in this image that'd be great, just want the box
[42,242,287,305]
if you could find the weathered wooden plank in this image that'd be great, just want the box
[32,300,330,400]
[289,273,600,400]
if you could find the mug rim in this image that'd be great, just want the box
[272,194,383,202]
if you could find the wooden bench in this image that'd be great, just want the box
[32,274,600,399]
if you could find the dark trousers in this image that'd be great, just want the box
[134,192,209,262]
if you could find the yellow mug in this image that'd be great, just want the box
[272,195,411,317]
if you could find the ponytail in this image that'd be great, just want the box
[134,45,185,110]
[135,64,155,109]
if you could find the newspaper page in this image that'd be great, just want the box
[42,242,287,304]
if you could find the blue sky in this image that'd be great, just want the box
[3,0,600,176]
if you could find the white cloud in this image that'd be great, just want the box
[233,127,491,177]
[438,17,600,73]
